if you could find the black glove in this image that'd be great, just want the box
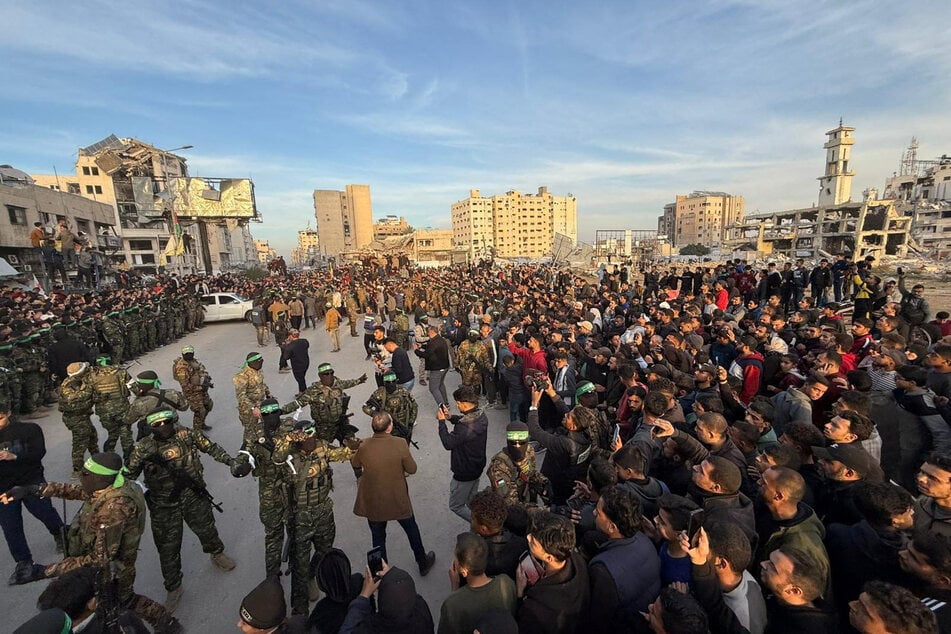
[3,484,42,502]
[230,462,252,478]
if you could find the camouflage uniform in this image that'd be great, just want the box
[126,388,189,438]
[233,366,270,429]
[172,356,213,431]
[40,480,176,629]
[281,376,364,444]
[390,312,410,348]
[184,297,196,332]
[102,312,125,364]
[144,305,158,350]
[58,373,99,472]
[125,426,238,592]
[346,294,360,336]
[0,344,21,416]
[486,446,550,507]
[123,310,141,359]
[456,338,490,389]
[91,364,133,458]
[272,427,355,614]
[362,386,418,444]
[242,416,292,577]
[575,404,613,460]
[155,301,170,347]
[12,336,44,414]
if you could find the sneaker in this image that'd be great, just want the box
[417,551,436,577]
[211,551,236,571]
[164,585,184,613]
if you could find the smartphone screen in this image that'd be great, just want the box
[518,551,542,586]
[367,546,384,576]
[611,424,621,445]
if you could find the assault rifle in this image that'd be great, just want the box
[281,479,297,575]
[144,453,224,513]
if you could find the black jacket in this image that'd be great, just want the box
[280,338,310,371]
[0,421,47,491]
[517,551,590,634]
[388,347,414,384]
[415,335,450,371]
[47,334,89,380]
[825,520,905,608]
[764,595,839,634]
[437,410,488,481]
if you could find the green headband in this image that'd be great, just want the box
[382,372,397,382]
[137,378,160,387]
[83,457,125,488]
[243,353,263,368]
[145,410,176,426]
[507,430,530,442]
[97,356,111,366]
[317,363,333,374]
[260,403,281,415]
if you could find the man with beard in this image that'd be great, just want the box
[487,420,551,511]
[124,409,250,613]
[362,371,418,446]
[172,344,214,432]
[1,452,182,632]
[272,418,360,615]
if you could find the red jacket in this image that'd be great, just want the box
[510,342,548,379]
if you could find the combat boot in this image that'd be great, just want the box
[211,551,236,571]
[417,551,436,577]
[164,585,184,613]
[155,616,183,633]
[8,560,47,585]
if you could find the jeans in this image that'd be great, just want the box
[398,379,415,392]
[508,395,525,422]
[367,517,427,565]
[428,369,449,405]
[0,491,65,563]
[449,477,481,521]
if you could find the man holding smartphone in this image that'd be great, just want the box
[438,386,489,521]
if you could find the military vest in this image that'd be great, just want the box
[66,482,146,559]
[91,367,130,401]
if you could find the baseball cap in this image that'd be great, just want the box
[595,347,612,357]
[578,320,593,331]
[811,443,884,481]
[697,363,718,376]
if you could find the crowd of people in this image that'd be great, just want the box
[2,256,951,633]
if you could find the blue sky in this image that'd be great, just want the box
[1,0,949,256]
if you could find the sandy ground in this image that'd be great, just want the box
[1,319,508,631]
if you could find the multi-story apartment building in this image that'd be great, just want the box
[312,184,373,257]
[373,215,412,240]
[291,227,320,266]
[1,165,117,277]
[254,239,276,264]
[658,191,745,248]
[451,186,578,260]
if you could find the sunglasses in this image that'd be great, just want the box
[508,440,527,446]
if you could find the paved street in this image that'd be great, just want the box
[1,319,511,630]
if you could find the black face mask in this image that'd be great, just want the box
[506,442,528,462]
[152,422,176,441]
[183,354,195,362]
[80,471,113,496]
[300,437,317,453]
[468,334,479,343]
[384,383,397,394]
[262,413,282,434]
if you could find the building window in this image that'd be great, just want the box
[86,185,94,194]
[82,166,91,175]
[92,167,99,176]
[68,183,80,194]
[129,239,153,251]
[6,205,27,225]
[75,218,90,234]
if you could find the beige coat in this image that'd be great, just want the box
[351,432,417,521]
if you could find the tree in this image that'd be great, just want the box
[679,243,710,256]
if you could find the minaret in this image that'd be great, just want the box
[817,119,855,206]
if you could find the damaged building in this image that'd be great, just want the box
[724,122,911,261]
[881,139,951,259]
